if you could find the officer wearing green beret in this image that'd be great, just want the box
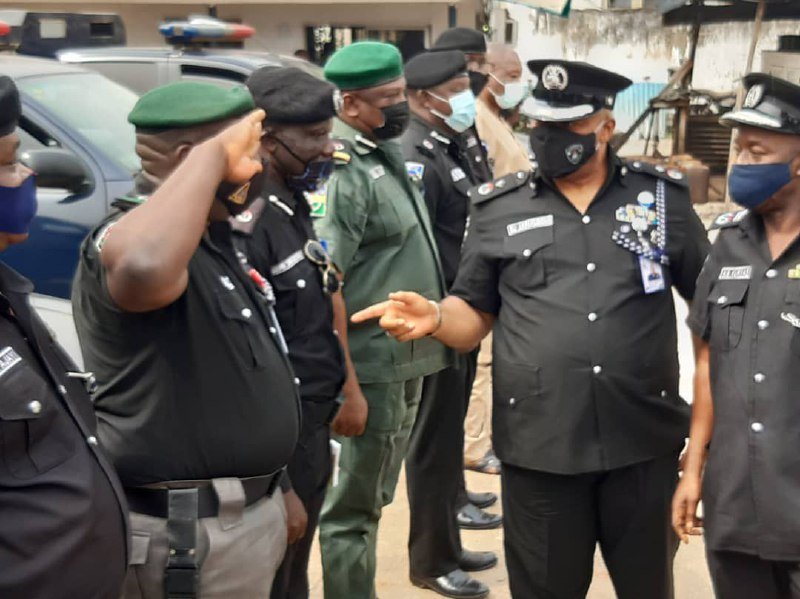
[72,82,301,598]
[314,41,451,599]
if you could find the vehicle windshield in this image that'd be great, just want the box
[17,71,140,173]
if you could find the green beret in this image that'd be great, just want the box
[324,41,403,91]
[128,82,255,129]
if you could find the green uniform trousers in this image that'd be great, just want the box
[319,377,424,599]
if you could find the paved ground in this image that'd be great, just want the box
[306,297,715,598]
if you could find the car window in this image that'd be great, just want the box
[180,64,247,89]
[85,61,161,95]
[16,71,140,173]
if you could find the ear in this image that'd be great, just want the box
[599,117,616,144]
[418,90,433,111]
[174,143,193,165]
[260,134,278,157]
[341,92,361,119]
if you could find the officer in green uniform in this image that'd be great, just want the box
[314,41,451,599]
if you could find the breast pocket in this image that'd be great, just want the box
[502,226,554,294]
[215,290,269,370]
[379,185,417,240]
[271,261,319,336]
[0,355,75,479]
[783,284,800,357]
[708,281,749,351]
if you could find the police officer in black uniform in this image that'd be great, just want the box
[674,74,800,599]
[235,66,354,599]
[72,83,300,598]
[431,27,493,185]
[401,50,498,599]
[0,75,128,598]
[354,60,710,599]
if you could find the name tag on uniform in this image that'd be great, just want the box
[0,346,22,379]
[639,256,666,294]
[450,167,466,182]
[506,214,553,237]
[369,165,385,180]
[719,266,752,280]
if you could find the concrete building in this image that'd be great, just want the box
[2,0,484,60]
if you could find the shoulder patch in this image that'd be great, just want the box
[710,209,749,230]
[471,170,534,205]
[626,160,689,188]
[406,161,425,183]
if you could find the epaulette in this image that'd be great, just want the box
[230,196,267,235]
[417,137,437,159]
[626,160,689,188]
[709,209,749,230]
[471,170,535,205]
[331,139,352,165]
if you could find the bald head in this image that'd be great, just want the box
[487,44,522,80]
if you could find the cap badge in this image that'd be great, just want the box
[228,182,251,205]
[565,143,584,165]
[542,64,568,91]
[744,84,764,109]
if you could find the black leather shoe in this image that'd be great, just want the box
[457,503,502,530]
[459,549,498,572]
[466,490,497,509]
[411,569,489,599]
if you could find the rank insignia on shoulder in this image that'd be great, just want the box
[332,150,351,165]
[406,161,425,182]
[710,209,748,230]
[626,160,689,188]
[788,264,800,279]
[306,184,328,218]
[471,171,532,205]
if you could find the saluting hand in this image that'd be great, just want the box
[213,108,266,183]
[351,291,439,342]
[671,474,704,544]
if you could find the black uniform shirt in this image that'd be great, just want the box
[401,116,484,288]
[72,199,301,487]
[460,125,493,184]
[0,262,127,597]
[689,211,800,560]
[451,154,709,474]
[232,180,346,402]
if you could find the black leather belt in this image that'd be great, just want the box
[125,472,281,519]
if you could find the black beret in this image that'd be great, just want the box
[248,66,338,124]
[721,73,800,135]
[431,27,487,54]
[526,60,632,122]
[405,51,467,90]
[0,76,21,137]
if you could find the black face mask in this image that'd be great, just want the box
[215,164,266,216]
[468,71,489,97]
[272,135,333,193]
[529,125,598,179]
[372,101,410,140]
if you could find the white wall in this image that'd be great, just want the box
[502,2,800,91]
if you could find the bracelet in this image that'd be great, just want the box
[427,300,443,336]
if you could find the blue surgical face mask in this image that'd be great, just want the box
[728,162,794,210]
[429,89,477,134]
[273,135,334,193]
[0,175,37,234]
[489,74,530,110]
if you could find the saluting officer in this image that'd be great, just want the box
[0,75,128,599]
[72,83,300,597]
[673,74,800,599]
[314,41,451,599]
[353,61,709,599]
[233,66,356,599]
[401,50,499,599]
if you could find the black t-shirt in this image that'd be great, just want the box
[689,211,800,560]
[451,155,709,474]
[0,262,127,597]
[72,201,301,486]
[232,180,346,402]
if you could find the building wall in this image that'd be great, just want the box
[500,2,800,92]
[7,1,482,55]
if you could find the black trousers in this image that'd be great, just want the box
[707,550,800,599]
[270,400,335,599]
[406,352,477,579]
[502,451,680,599]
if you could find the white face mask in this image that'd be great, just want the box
[489,74,530,110]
